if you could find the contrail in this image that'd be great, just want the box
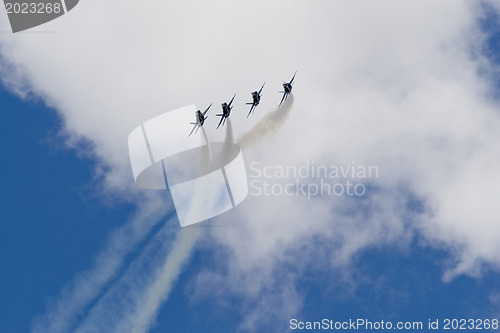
[202,126,214,162]
[201,126,210,149]
[30,197,168,333]
[216,118,234,162]
[237,95,294,149]
[72,223,200,333]
[106,147,215,332]
[30,180,202,333]
[32,98,271,333]
[72,137,213,332]
[112,226,201,333]
[225,117,234,144]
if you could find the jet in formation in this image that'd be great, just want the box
[188,103,211,136]
[279,71,296,107]
[246,82,265,117]
[188,72,296,135]
[216,93,236,129]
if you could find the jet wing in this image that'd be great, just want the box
[279,92,288,107]
[202,103,212,116]
[228,93,236,107]
[258,82,265,95]
[247,104,255,117]
[216,115,225,129]
[289,71,297,85]
[188,124,198,137]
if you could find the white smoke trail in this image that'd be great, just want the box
[237,95,294,149]
[73,148,212,332]
[71,223,200,333]
[30,195,168,333]
[32,101,240,333]
[104,163,211,332]
[225,118,234,144]
[112,226,201,333]
[30,94,292,333]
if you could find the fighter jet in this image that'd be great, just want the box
[246,82,265,117]
[188,103,211,136]
[216,94,236,129]
[279,71,297,106]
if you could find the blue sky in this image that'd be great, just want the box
[2,1,500,333]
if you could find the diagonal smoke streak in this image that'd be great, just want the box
[72,221,176,333]
[29,96,293,333]
[71,147,212,332]
[31,89,277,333]
[30,196,168,333]
[225,117,234,145]
[215,118,235,163]
[237,95,294,149]
[112,226,201,333]
[102,170,213,332]
[72,221,200,333]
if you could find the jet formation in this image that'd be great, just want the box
[188,72,296,135]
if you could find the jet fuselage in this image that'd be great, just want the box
[251,91,261,105]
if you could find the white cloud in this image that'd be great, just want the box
[2,0,500,331]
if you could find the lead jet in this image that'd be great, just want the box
[279,71,297,106]
[246,82,265,117]
[216,94,236,129]
[188,103,211,136]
